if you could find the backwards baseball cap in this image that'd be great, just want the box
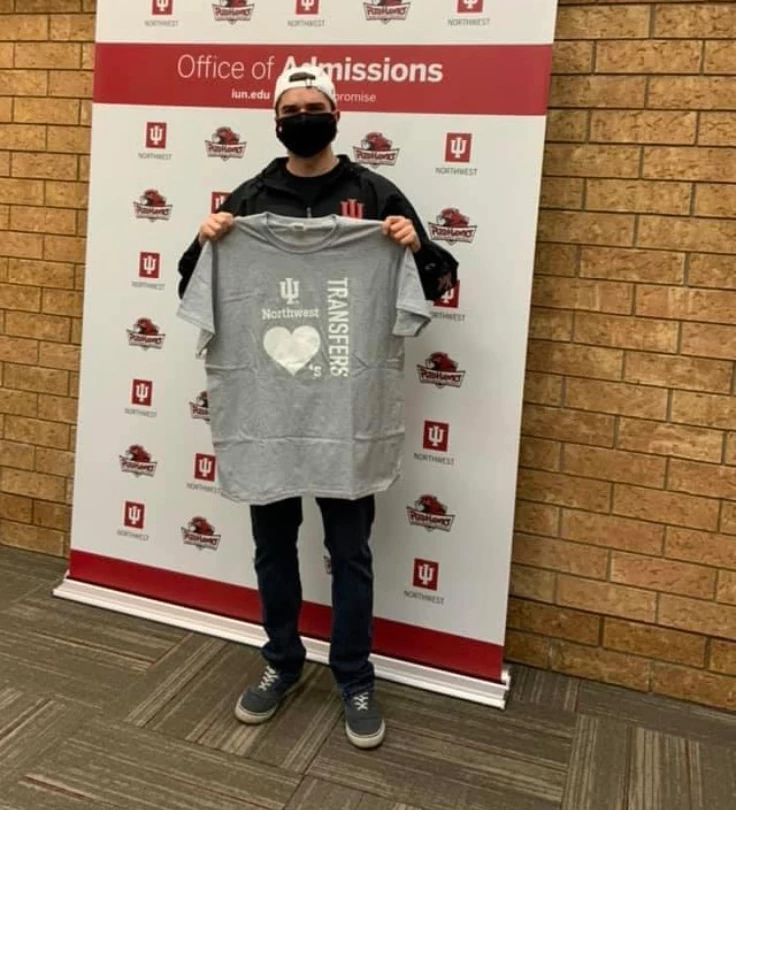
[273,63,337,109]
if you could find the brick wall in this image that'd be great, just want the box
[0,1,735,709]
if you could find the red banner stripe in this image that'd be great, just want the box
[67,550,505,683]
[93,43,552,116]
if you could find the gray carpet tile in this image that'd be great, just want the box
[688,740,736,811]
[0,550,66,613]
[510,664,580,712]
[561,714,631,810]
[286,776,417,810]
[627,728,693,810]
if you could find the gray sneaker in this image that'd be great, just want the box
[234,665,299,725]
[344,689,386,749]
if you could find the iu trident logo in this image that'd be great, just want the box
[152,0,173,14]
[413,559,439,591]
[280,278,300,305]
[145,122,167,149]
[139,251,160,279]
[194,453,216,482]
[124,501,146,529]
[445,133,473,164]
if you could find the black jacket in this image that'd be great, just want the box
[177,154,458,300]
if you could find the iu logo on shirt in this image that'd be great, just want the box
[413,559,439,592]
[211,191,230,214]
[457,0,483,12]
[433,280,461,310]
[152,0,173,14]
[364,0,411,22]
[212,0,255,23]
[124,501,146,530]
[139,252,160,279]
[445,133,473,164]
[131,379,153,407]
[423,421,450,453]
[194,453,216,482]
[296,0,320,12]
[145,122,167,150]
[280,278,301,305]
[340,199,365,219]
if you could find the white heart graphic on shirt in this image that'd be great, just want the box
[263,325,321,375]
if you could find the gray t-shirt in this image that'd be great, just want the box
[178,213,431,504]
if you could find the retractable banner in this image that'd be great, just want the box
[59,0,558,707]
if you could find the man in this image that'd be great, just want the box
[178,63,458,749]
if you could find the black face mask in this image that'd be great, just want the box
[276,112,337,158]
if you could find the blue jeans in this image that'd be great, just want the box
[249,495,376,699]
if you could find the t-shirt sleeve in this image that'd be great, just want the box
[392,247,432,338]
[177,240,215,356]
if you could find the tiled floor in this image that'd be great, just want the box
[0,546,735,810]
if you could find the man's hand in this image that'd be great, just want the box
[382,215,421,254]
[198,212,235,245]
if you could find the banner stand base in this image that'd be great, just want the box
[53,576,511,710]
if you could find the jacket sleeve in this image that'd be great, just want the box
[380,188,459,302]
[177,192,241,299]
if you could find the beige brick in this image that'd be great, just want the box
[34,446,74,477]
[558,574,656,622]
[543,143,640,177]
[0,230,44,259]
[636,284,734,320]
[44,180,88,208]
[670,390,734,429]
[0,519,65,556]
[9,205,77,235]
[698,112,735,147]
[32,500,72,532]
[637,215,734,254]
[665,527,735,570]
[585,178,691,214]
[533,275,633,315]
[703,39,735,74]
[41,288,82,316]
[546,109,589,142]
[538,209,635,246]
[562,444,666,489]
[519,436,561,472]
[0,491,33,523]
[596,39,701,73]
[709,639,736,676]
[0,177,45,205]
[11,151,78,181]
[510,564,556,603]
[3,361,69,396]
[618,417,723,463]
[80,98,92,125]
[642,146,734,182]
[48,69,94,98]
[13,96,80,125]
[716,569,735,606]
[38,341,80,371]
[658,594,735,640]
[507,597,601,645]
[43,235,87,264]
[719,500,735,535]
[534,243,579,277]
[611,552,715,599]
[50,13,96,40]
[539,177,584,210]
[529,307,574,342]
[517,468,612,513]
[581,247,685,283]
[513,533,609,579]
[13,42,81,69]
[0,15,48,40]
[694,183,735,218]
[78,154,90,181]
[7,257,74,289]
[0,43,12,68]
[667,458,735,501]
[37,393,78,423]
[651,662,734,710]
[603,619,707,668]
[647,76,735,110]
[514,501,560,537]
[1,467,65,502]
[653,4,735,39]
[522,404,616,448]
[0,438,35,470]
[526,340,623,380]
[523,371,563,406]
[45,124,92,154]
[590,109,696,144]
[504,631,551,669]
[551,640,651,692]
[680,322,734,360]
[724,431,735,466]
[566,379,668,419]
[561,509,664,556]
[4,310,71,342]
[689,255,736,293]
[556,5,651,39]
[0,386,37,416]
[0,69,47,95]
[624,352,732,392]
[573,311,678,352]
[0,122,46,150]
[0,281,41,311]
[613,484,720,531]
[551,40,594,74]
[0,332,39,364]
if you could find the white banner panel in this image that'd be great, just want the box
[62,0,558,701]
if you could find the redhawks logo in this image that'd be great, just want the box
[206,126,247,160]
[133,189,172,221]
[353,132,400,167]
[139,252,160,279]
[131,379,153,407]
[119,444,157,477]
[212,0,254,22]
[211,191,231,213]
[182,516,222,550]
[297,0,320,12]
[152,0,173,14]
[340,198,365,218]
[145,122,167,149]
[433,280,461,310]
[458,0,483,12]
[413,558,439,591]
[445,133,473,164]
[127,317,165,349]
[417,352,466,388]
[194,453,216,483]
[423,420,449,453]
[364,0,411,22]
[407,495,455,532]
[124,501,146,530]
[428,208,477,245]
[189,390,210,421]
